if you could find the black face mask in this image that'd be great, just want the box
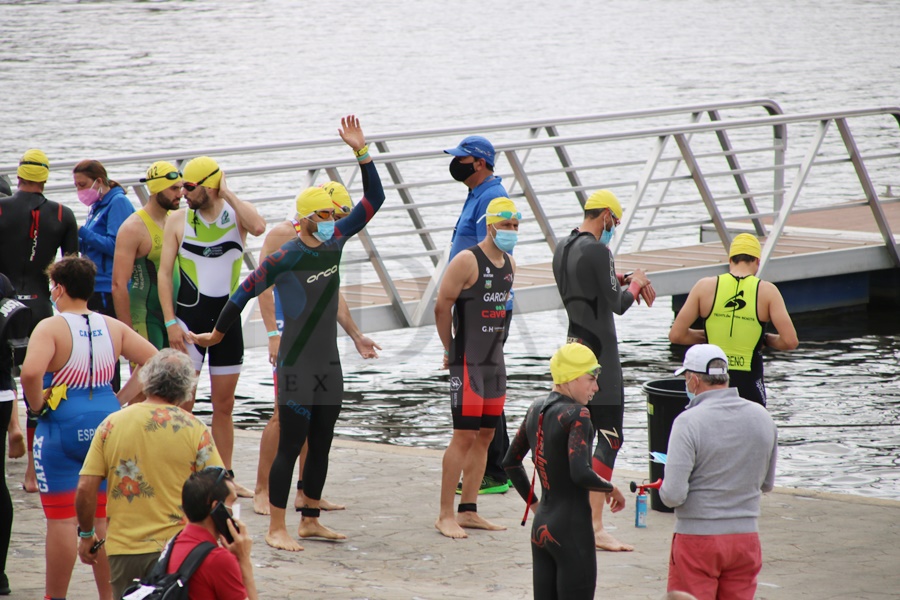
[449,157,477,182]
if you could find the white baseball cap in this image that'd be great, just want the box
[674,344,729,376]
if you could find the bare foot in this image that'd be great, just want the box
[595,529,634,552]
[8,430,25,459]
[435,516,467,539]
[265,528,304,551]
[457,511,507,531]
[233,481,254,498]
[295,493,345,511]
[253,490,271,515]
[297,519,346,540]
[319,498,346,511]
[23,458,38,493]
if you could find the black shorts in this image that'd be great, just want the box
[178,295,243,375]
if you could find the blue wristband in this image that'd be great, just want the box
[267,330,280,338]
[164,319,177,328]
[78,526,95,539]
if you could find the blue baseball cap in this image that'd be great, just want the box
[444,135,495,167]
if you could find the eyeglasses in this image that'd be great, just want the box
[487,210,522,221]
[140,171,182,184]
[182,168,220,192]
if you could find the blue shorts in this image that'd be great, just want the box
[33,387,118,519]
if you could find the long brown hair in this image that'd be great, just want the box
[72,159,123,191]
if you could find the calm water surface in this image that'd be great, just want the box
[2,0,899,500]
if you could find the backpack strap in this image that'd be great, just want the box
[173,540,217,584]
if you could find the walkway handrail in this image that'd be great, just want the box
[0,98,784,174]
[5,101,899,334]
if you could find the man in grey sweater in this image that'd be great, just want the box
[660,344,777,600]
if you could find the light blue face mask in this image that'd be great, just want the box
[493,229,518,252]
[313,219,335,242]
[599,224,616,246]
[685,375,696,401]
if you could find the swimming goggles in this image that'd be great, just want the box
[140,170,182,183]
[183,168,220,192]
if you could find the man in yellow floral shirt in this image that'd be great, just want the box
[75,349,224,599]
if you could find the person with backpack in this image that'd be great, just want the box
[166,467,256,599]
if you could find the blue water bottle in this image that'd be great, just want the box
[635,492,648,528]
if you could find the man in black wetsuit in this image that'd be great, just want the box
[504,342,626,600]
[551,189,655,551]
[434,197,518,539]
[0,149,78,493]
[190,115,383,552]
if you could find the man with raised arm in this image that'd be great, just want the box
[251,182,380,516]
[190,116,385,551]
[552,189,655,551]
[157,156,266,496]
[111,161,183,352]
[434,197,518,539]
[668,233,798,406]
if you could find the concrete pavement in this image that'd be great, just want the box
[6,428,900,599]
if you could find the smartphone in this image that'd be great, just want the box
[90,538,106,554]
[210,502,237,543]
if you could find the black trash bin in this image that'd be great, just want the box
[642,378,690,512]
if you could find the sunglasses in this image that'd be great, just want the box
[332,202,351,215]
[488,210,522,221]
[202,465,229,486]
[140,171,182,184]
[182,168,220,192]
[304,209,335,220]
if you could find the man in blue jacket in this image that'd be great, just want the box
[444,135,512,494]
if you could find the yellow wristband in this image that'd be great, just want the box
[354,145,369,158]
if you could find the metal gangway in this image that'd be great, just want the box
[5,100,899,344]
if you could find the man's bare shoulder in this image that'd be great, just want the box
[261,221,295,251]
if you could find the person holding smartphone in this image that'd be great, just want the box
[166,467,258,600]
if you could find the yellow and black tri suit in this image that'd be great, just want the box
[703,273,767,406]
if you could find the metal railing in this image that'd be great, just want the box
[5,100,899,332]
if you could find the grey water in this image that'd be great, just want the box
[2,0,899,500]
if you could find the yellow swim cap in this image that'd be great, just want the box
[729,233,761,259]
[17,149,50,183]
[321,181,353,215]
[584,189,623,219]
[485,197,520,225]
[295,187,333,216]
[551,343,601,385]
[182,156,222,189]
[143,161,182,195]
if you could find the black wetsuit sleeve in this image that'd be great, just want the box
[215,244,297,333]
[568,406,615,492]
[503,410,534,502]
[62,207,79,256]
[579,242,635,316]
[334,161,385,239]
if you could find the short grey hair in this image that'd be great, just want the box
[696,358,729,386]
[140,349,197,404]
